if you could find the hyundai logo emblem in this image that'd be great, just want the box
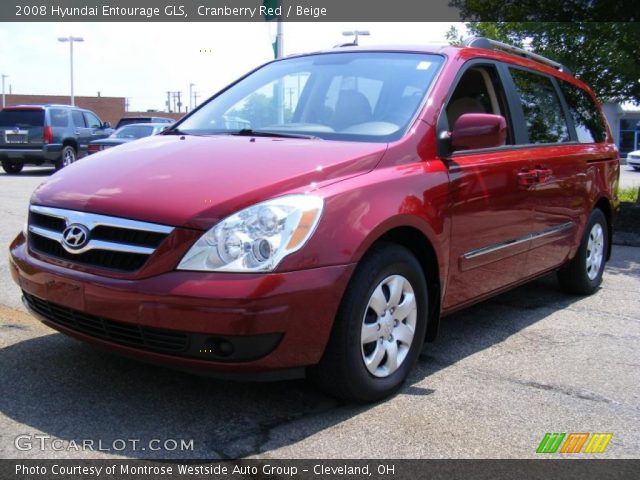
[62,224,90,250]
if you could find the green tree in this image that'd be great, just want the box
[228,92,293,128]
[446,4,640,102]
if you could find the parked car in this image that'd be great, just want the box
[0,104,112,174]
[10,37,619,402]
[626,150,640,170]
[115,116,174,129]
[87,123,170,155]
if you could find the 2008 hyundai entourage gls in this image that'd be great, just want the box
[9,37,620,402]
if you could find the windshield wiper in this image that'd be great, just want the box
[232,129,319,140]
[162,128,189,136]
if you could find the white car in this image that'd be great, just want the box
[627,150,640,170]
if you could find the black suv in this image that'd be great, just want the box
[0,104,112,174]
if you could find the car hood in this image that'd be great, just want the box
[90,138,132,146]
[32,134,387,229]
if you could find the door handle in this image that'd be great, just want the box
[534,168,553,183]
[517,170,538,187]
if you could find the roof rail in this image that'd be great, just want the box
[463,36,571,75]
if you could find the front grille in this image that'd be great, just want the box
[30,233,149,271]
[90,226,166,248]
[30,211,66,231]
[28,205,174,273]
[24,293,189,354]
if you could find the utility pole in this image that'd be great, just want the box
[166,91,172,112]
[193,91,199,108]
[287,87,295,110]
[189,83,195,110]
[176,91,182,112]
[1,74,7,108]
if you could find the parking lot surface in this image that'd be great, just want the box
[1,167,639,459]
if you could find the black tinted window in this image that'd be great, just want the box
[558,81,607,143]
[510,69,570,144]
[71,110,85,127]
[49,109,69,127]
[0,110,44,127]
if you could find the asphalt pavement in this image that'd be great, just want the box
[0,166,638,459]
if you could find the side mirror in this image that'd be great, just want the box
[102,121,111,129]
[450,113,506,151]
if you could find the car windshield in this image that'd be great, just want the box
[0,110,44,128]
[177,52,443,142]
[111,125,155,139]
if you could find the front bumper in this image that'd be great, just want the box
[10,233,355,377]
[627,156,640,167]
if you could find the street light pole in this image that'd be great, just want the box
[1,74,7,108]
[58,36,84,106]
[342,30,370,46]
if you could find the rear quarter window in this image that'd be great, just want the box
[509,68,571,144]
[49,109,69,128]
[558,81,607,143]
[71,110,85,127]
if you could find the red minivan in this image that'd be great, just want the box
[9,37,619,402]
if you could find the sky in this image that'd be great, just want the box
[0,22,463,112]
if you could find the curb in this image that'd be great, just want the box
[613,232,640,248]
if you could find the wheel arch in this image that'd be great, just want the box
[359,223,443,342]
[61,138,78,152]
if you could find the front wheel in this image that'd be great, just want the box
[558,209,608,295]
[55,145,77,170]
[310,243,428,402]
[1,160,23,174]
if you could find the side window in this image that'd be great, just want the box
[509,68,570,144]
[558,81,607,143]
[71,110,85,128]
[83,111,102,128]
[445,65,513,144]
[49,109,69,127]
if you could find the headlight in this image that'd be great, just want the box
[177,195,324,272]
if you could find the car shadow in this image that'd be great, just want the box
[0,273,589,459]
[0,167,54,177]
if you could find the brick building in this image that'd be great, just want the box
[3,94,184,126]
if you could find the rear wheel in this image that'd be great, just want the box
[55,145,77,170]
[558,209,608,295]
[1,160,23,174]
[310,243,428,402]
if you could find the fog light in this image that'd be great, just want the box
[200,337,235,357]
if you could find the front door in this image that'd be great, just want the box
[441,64,534,310]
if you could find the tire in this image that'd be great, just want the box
[558,209,608,295]
[55,145,77,170]
[1,160,23,174]
[310,243,429,402]
[633,166,640,171]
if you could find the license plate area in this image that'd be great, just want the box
[46,279,85,311]
[5,129,29,143]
